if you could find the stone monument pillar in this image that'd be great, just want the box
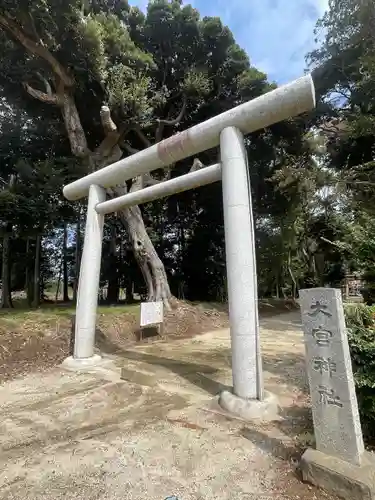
[299,288,375,500]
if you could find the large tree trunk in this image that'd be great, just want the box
[1,224,13,308]
[63,222,69,302]
[27,78,173,307]
[58,93,174,308]
[120,205,172,307]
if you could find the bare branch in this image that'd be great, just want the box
[0,14,73,87]
[189,158,204,173]
[143,157,204,188]
[350,160,375,172]
[36,72,53,96]
[130,175,143,192]
[320,236,344,249]
[133,125,152,148]
[100,105,117,134]
[102,144,123,167]
[157,94,187,127]
[121,142,139,155]
[341,179,375,188]
[155,122,165,144]
[23,82,58,104]
[93,106,125,163]
[28,11,43,46]
[143,173,161,187]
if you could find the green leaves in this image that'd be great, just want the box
[181,69,210,97]
[345,303,375,443]
[107,65,153,120]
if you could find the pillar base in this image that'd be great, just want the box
[219,390,279,422]
[62,354,103,370]
[301,448,375,500]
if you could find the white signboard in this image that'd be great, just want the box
[140,301,163,327]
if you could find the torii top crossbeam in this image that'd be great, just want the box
[63,74,315,201]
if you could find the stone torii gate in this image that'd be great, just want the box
[62,75,315,419]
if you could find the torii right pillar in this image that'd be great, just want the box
[219,126,278,421]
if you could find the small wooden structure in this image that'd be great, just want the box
[341,274,363,301]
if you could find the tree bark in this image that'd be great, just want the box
[63,222,69,302]
[62,97,173,307]
[32,234,41,308]
[57,93,173,307]
[120,205,172,307]
[1,224,13,308]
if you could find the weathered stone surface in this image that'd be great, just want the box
[301,448,375,500]
[218,390,279,422]
[299,288,364,466]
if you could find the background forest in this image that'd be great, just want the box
[1,0,375,309]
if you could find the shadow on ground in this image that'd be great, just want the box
[96,328,230,395]
[263,352,309,392]
[95,323,309,396]
[259,317,302,332]
[121,349,232,396]
[241,404,314,462]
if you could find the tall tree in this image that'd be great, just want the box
[0,0,270,307]
[308,0,375,207]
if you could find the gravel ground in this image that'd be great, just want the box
[0,311,338,500]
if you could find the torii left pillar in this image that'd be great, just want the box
[63,184,106,368]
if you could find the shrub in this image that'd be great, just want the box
[345,303,375,445]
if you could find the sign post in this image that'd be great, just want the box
[140,302,164,339]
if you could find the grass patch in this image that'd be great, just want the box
[0,302,139,335]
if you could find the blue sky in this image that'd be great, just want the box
[128,0,328,84]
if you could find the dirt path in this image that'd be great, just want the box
[0,312,337,500]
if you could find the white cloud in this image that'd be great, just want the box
[317,0,329,15]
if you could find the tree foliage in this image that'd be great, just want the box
[1,0,374,310]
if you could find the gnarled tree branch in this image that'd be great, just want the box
[143,158,204,188]
[0,14,73,87]
[94,105,123,162]
[155,122,165,144]
[100,105,117,134]
[133,124,152,148]
[189,158,204,172]
[157,94,187,126]
[28,11,43,46]
[121,142,139,155]
[155,94,187,143]
[23,82,58,104]
[36,72,53,96]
